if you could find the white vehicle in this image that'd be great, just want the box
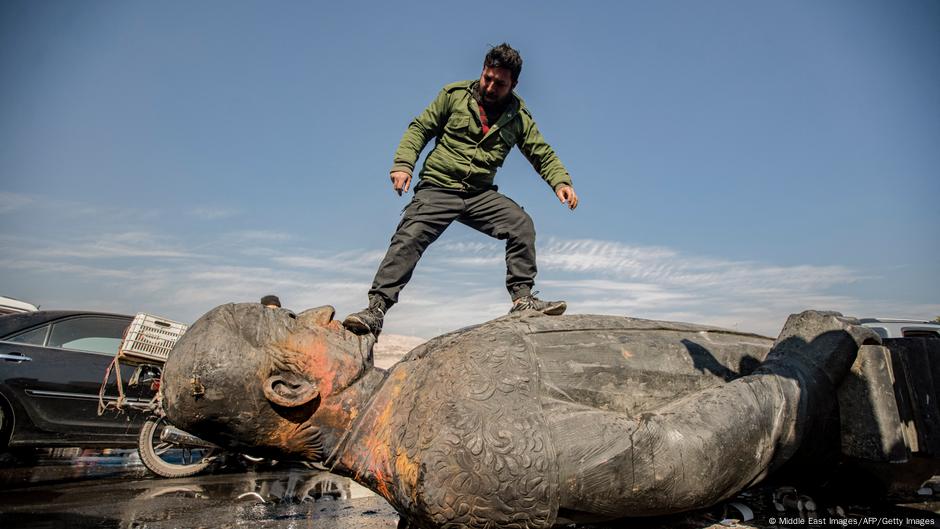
[859,318,940,339]
[0,296,39,316]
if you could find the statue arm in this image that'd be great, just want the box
[549,311,877,520]
[548,371,803,518]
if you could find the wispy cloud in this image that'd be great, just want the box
[273,256,340,269]
[440,238,858,293]
[1,201,933,340]
[273,250,386,273]
[0,258,138,279]
[228,230,294,242]
[0,191,162,224]
[401,236,922,337]
[0,192,34,214]
[191,206,238,220]
[32,232,198,259]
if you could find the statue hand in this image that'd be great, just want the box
[390,171,412,196]
[555,185,579,210]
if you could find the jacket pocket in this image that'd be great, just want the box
[499,127,518,146]
[445,115,470,135]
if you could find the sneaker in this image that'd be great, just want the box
[343,300,385,336]
[509,292,567,316]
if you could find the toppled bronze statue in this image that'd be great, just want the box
[162,304,881,528]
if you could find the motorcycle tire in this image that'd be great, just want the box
[138,416,217,478]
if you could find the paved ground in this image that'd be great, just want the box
[0,450,937,529]
[0,450,398,529]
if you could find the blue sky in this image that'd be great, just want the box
[1,1,937,338]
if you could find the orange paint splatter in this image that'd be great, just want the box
[344,368,410,503]
[395,452,420,501]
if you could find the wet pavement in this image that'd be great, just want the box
[1,450,938,529]
[0,449,399,529]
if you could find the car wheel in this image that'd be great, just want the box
[0,403,9,465]
[0,403,8,448]
[0,403,36,467]
[0,399,16,451]
[137,416,217,478]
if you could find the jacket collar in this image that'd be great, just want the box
[467,80,522,135]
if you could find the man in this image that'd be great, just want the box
[344,43,579,337]
[260,295,281,308]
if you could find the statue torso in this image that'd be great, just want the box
[340,313,773,528]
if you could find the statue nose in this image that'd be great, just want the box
[298,305,338,326]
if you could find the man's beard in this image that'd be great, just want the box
[484,91,502,103]
[476,85,509,111]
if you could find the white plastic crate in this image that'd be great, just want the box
[119,313,188,363]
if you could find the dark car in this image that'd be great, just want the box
[0,310,156,449]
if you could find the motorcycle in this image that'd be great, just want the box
[99,313,228,478]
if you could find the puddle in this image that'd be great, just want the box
[1,456,398,529]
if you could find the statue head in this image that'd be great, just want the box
[162,302,375,461]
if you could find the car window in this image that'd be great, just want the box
[903,329,940,339]
[48,317,129,355]
[5,324,51,345]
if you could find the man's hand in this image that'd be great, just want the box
[390,171,412,196]
[555,185,579,210]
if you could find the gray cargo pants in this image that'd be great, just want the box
[369,184,536,309]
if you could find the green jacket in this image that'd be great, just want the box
[391,80,573,193]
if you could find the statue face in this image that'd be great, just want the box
[162,303,374,461]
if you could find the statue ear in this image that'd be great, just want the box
[263,372,319,408]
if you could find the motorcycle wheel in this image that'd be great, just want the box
[138,416,217,478]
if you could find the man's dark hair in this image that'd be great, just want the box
[260,295,281,308]
[484,43,523,82]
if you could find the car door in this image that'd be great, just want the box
[0,315,150,443]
